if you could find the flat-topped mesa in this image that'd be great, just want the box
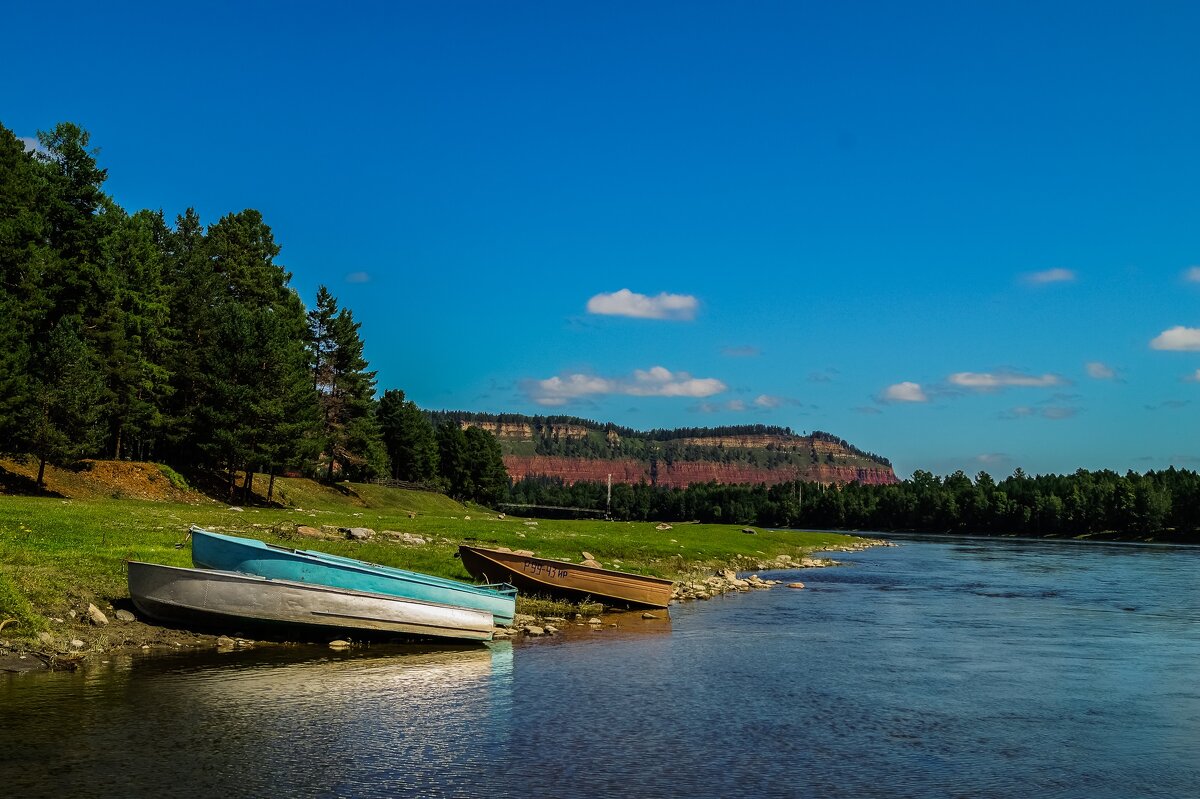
[428,412,898,487]
[500,455,897,488]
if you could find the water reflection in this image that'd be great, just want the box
[2,643,513,797]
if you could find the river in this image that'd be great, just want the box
[2,536,1198,798]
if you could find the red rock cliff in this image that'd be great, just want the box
[503,455,898,488]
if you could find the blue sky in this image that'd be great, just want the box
[4,1,1198,478]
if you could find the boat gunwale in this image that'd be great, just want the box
[460,545,674,587]
[191,527,518,596]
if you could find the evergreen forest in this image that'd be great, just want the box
[0,122,505,503]
[508,467,1200,541]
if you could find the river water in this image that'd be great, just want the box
[2,537,1198,798]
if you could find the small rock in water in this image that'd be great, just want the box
[114,609,135,622]
[328,639,352,650]
[86,603,109,626]
[217,635,236,649]
[522,626,545,637]
[587,617,603,625]
[787,582,806,589]
[641,612,659,619]
[544,625,559,635]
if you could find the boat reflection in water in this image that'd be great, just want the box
[3,642,514,797]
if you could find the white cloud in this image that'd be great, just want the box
[975,453,1011,466]
[1024,268,1076,285]
[1189,369,1200,383]
[1184,266,1200,283]
[754,394,783,408]
[1150,326,1200,351]
[883,382,928,402]
[586,289,698,321]
[949,371,1066,389]
[528,365,726,406]
[345,271,370,283]
[1086,362,1116,380]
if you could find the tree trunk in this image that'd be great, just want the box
[242,469,254,504]
[36,457,47,488]
[267,468,276,504]
[113,426,122,460]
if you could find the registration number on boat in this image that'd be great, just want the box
[522,562,569,578]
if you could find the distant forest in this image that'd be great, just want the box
[510,467,1200,542]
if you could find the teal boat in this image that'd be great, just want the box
[190,527,516,626]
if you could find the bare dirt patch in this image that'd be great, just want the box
[0,459,205,503]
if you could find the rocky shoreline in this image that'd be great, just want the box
[0,538,893,672]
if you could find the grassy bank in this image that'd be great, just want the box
[0,478,868,648]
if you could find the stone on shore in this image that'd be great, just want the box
[86,603,109,626]
[328,639,352,650]
[381,531,426,545]
[346,527,374,541]
[114,609,135,622]
[522,626,546,636]
[581,551,595,561]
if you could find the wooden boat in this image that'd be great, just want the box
[458,545,674,609]
[191,528,517,626]
[127,561,495,642]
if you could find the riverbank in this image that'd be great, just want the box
[0,490,880,671]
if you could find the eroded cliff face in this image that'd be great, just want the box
[502,455,898,488]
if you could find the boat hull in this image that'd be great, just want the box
[458,545,673,609]
[191,528,516,626]
[128,561,494,642]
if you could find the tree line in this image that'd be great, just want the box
[508,467,1200,541]
[0,121,504,503]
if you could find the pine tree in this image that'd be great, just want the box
[160,207,217,462]
[92,202,172,459]
[309,287,386,481]
[0,125,49,452]
[25,319,104,486]
[377,389,439,482]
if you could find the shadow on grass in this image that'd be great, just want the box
[0,463,65,498]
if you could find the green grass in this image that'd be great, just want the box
[0,479,867,642]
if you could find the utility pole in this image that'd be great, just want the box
[606,473,612,520]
